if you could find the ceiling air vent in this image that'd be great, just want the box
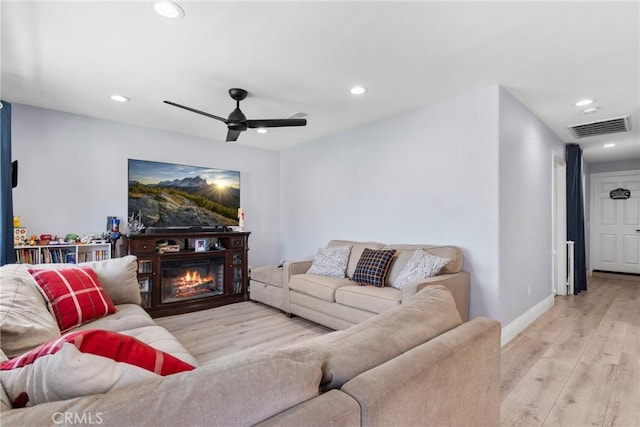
[568,115,631,138]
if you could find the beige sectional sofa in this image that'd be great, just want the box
[251,240,470,330]
[1,256,498,426]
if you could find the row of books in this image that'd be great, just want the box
[42,248,76,264]
[14,248,110,264]
[78,250,109,263]
[14,248,40,264]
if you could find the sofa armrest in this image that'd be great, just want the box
[282,259,313,279]
[341,317,501,427]
[415,271,469,322]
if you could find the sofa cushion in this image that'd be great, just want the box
[289,274,352,303]
[0,264,61,359]
[391,249,450,289]
[0,329,195,408]
[29,267,117,333]
[308,246,352,278]
[384,244,464,276]
[251,266,285,288]
[294,285,463,389]
[335,285,401,314]
[79,255,141,305]
[328,240,385,279]
[72,304,156,333]
[352,249,396,287]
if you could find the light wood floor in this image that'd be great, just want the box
[155,301,331,365]
[156,275,639,426]
[501,274,639,427]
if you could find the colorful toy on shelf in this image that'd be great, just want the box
[13,216,21,227]
[14,227,27,246]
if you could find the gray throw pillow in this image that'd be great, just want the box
[307,246,352,278]
[391,249,450,289]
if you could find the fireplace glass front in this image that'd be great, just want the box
[160,256,225,304]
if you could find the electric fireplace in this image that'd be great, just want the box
[160,257,225,304]
[128,231,249,317]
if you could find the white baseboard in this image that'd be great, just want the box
[501,294,554,347]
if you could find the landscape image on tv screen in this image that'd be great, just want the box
[128,159,240,228]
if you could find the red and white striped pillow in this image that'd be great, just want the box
[0,329,196,407]
[29,266,117,332]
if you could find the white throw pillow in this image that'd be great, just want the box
[391,249,450,289]
[307,246,352,278]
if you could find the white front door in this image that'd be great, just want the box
[591,170,640,274]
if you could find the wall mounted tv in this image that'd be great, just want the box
[128,159,240,231]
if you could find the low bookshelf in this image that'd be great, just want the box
[14,243,111,264]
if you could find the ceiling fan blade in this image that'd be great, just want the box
[163,101,228,123]
[226,129,242,142]
[246,118,307,128]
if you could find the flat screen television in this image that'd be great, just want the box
[128,159,240,231]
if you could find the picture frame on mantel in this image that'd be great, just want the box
[194,239,207,252]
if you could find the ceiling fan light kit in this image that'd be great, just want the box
[164,88,307,142]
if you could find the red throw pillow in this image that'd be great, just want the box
[0,329,196,407]
[29,267,117,332]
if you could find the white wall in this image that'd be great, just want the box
[280,87,501,320]
[11,104,281,267]
[497,88,566,326]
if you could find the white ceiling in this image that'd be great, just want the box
[2,1,639,163]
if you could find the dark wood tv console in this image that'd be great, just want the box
[126,231,250,318]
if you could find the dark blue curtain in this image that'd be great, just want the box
[1,100,15,265]
[566,143,587,294]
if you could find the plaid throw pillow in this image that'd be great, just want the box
[29,267,117,333]
[352,248,396,287]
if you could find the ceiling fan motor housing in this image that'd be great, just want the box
[228,108,247,130]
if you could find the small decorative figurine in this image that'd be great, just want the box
[128,210,145,234]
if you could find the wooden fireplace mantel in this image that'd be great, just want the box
[125,231,250,318]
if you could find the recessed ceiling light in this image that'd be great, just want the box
[110,95,130,102]
[256,128,268,134]
[350,86,367,95]
[575,99,594,107]
[154,1,184,19]
[603,143,616,148]
[583,107,599,114]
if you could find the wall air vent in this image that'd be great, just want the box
[568,115,630,138]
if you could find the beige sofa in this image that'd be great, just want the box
[251,240,470,330]
[1,257,498,426]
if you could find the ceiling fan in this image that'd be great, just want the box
[164,88,307,142]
